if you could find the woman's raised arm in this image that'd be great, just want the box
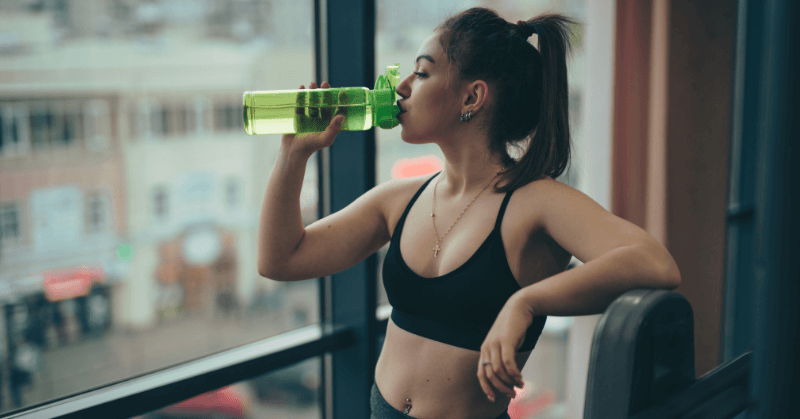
[257,144,396,281]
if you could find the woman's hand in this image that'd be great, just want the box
[477,294,534,402]
[282,81,345,157]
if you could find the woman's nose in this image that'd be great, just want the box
[396,76,411,96]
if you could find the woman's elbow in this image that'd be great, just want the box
[663,262,682,289]
[258,264,288,282]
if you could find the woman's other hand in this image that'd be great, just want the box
[282,81,345,157]
[477,294,533,402]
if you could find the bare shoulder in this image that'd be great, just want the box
[507,176,570,234]
[514,176,663,265]
[514,176,599,229]
[375,174,437,233]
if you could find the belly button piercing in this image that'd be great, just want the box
[404,398,412,414]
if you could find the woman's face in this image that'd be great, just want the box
[395,32,491,148]
[395,32,460,144]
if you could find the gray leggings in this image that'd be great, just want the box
[370,382,511,419]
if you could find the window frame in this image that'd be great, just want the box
[1,1,383,419]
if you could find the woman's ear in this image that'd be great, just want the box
[464,80,491,111]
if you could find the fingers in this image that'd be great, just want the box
[318,82,333,121]
[478,345,519,402]
[502,345,525,388]
[303,81,330,89]
[297,85,305,118]
[488,350,517,399]
[303,82,333,121]
[477,362,495,402]
[335,89,349,122]
[295,82,337,132]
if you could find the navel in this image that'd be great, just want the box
[403,398,412,414]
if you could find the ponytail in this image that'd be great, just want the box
[435,9,576,192]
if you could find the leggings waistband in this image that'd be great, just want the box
[370,382,511,419]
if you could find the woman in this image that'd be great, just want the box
[258,7,682,419]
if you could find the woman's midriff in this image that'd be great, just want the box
[375,317,533,419]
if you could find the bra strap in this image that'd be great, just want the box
[411,171,441,207]
[494,189,515,230]
[396,171,442,232]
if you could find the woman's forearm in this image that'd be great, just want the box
[257,145,312,279]
[514,244,681,317]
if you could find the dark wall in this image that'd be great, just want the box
[665,0,737,378]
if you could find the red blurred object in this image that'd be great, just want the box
[42,265,104,302]
[506,381,557,419]
[391,155,443,179]
[160,385,248,418]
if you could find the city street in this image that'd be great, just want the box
[4,281,322,418]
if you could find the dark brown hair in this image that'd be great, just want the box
[434,8,576,192]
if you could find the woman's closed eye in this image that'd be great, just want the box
[414,72,427,78]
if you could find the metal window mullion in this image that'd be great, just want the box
[749,0,800,416]
[722,0,762,367]
[316,0,378,418]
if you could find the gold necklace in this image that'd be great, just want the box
[431,171,500,258]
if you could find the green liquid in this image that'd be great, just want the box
[243,87,376,135]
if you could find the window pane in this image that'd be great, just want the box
[0,107,5,151]
[375,1,586,418]
[0,203,21,240]
[0,0,317,414]
[135,357,321,419]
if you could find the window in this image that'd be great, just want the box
[192,96,212,135]
[137,100,153,139]
[1,0,317,413]
[64,100,84,146]
[214,102,239,132]
[129,106,138,140]
[84,99,110,151]
[1,103,30,156]
[144,357,322,419]
[48,100,67,147]
[85,191,110,234]
[176,106,190,136]
[0,202,21,242]
[156,106,171,137]
[2,100,100,153]
[29,102,52,149]
[152,185,169,223]
[149,104,169,138]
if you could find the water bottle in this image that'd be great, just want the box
[243,64,402,135]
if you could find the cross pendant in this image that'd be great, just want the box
[433,244,440,258]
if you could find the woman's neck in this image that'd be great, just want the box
[437,162,507,199]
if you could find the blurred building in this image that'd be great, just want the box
[0,0,322,376]
[0,5,127,351]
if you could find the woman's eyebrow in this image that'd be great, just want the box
[415,54,436,65]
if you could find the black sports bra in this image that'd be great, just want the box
[382,171,547,352]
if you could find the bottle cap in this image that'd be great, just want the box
[373,64,402,129]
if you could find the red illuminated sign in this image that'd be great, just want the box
[391,156,443,179]
[42,266,104,302]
